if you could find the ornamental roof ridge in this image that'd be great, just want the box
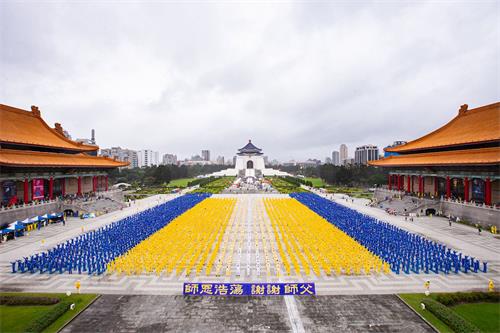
[385,102,500,153]
[0,103,98,152]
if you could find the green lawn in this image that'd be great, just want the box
[266,177,308,194]
[325,185,373,199]
[398,294,453,333]
[0,292,98,333]
[167,178,196,188]
[399,293,500,333]
[452,302,500,333]
[304,177,324,187]
[191,177,235,194]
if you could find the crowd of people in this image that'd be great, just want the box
[11,193,210,275]
[291,192,487,275]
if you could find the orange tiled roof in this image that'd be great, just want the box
[386,102,500,153]
[369,147,500,167]
[0,104,98,151]
[0,149,129,168]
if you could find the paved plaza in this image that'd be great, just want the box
[0,192,498,295]
[61,294,433,333]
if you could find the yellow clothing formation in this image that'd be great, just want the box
[264,198,388,276]
[108,198,236,276]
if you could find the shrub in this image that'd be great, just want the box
[422,298,479,333]
[0,295,60,306]
[436,292,500,306]
[25,301,71,333]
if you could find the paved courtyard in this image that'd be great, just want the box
[61,294,434,333]
[0,193,498,295]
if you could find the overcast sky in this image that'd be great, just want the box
[1,1,498,162]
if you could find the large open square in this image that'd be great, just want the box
[1,1,499,331]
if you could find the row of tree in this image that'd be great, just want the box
[318,164,388,187]
[108,164,227,186]
[108,163,387,188]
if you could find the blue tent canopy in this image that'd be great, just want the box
[8,222,25,230]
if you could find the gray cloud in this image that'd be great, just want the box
[1,1,498,161]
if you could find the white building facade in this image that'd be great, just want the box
[162,153,177,165]
[210,140,288,178]
[138,149,160,167]
[340,144,348,162]
[354,145,379,165]
[100,147,138,169]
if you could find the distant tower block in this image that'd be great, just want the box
[91,129,96,145]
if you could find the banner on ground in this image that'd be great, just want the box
[183,283,315,296]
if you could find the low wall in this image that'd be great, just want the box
[440,202,500,228]
[374,189,500,228]
[0,202,62,226]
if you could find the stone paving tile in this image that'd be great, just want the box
[297,295,433,333]
[62,295,433,333]
[62,295,291,333]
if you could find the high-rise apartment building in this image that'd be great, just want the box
[354,145,379,165]
[201,150,210,161]
[216,156,225,165]
[331,151,340,166]
[100,147,138,169]
[162,153,177,165]
[340,144,348,162]
[138,149,159,167]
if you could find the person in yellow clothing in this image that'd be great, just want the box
[75,280,81,294]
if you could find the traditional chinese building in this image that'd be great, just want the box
[210,140,288,179]
[370,102,500,206]
[0,104,128,206]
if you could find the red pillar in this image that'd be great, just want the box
[434,177,438,196]
[105,175,109,191]
[92,176,97,192]
[388,174,392,190]
[61,178,66,196]
[485,178,491,206]
[407,175,411,193]
[77,176,82,196]
[464,177,469,202]
[24,178,29,203]
[446,176,451,199]
[49,177,54,200]
[418,175,422,195]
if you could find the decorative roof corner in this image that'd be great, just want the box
[54,123,64,135]
[31,105,41,117]
[458,104,468,115]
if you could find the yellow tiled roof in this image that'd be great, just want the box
[370,147,500,167]
[386,102,500,153]
[0,104,98,151]
[0,149,129,168]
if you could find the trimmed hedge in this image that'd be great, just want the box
[422,298,479,333]
[25,301,71,333]
[436,291,500,306]
[0,295,60,306]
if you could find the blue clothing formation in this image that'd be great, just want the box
[11,193,211,275]
[290,193,486,275]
